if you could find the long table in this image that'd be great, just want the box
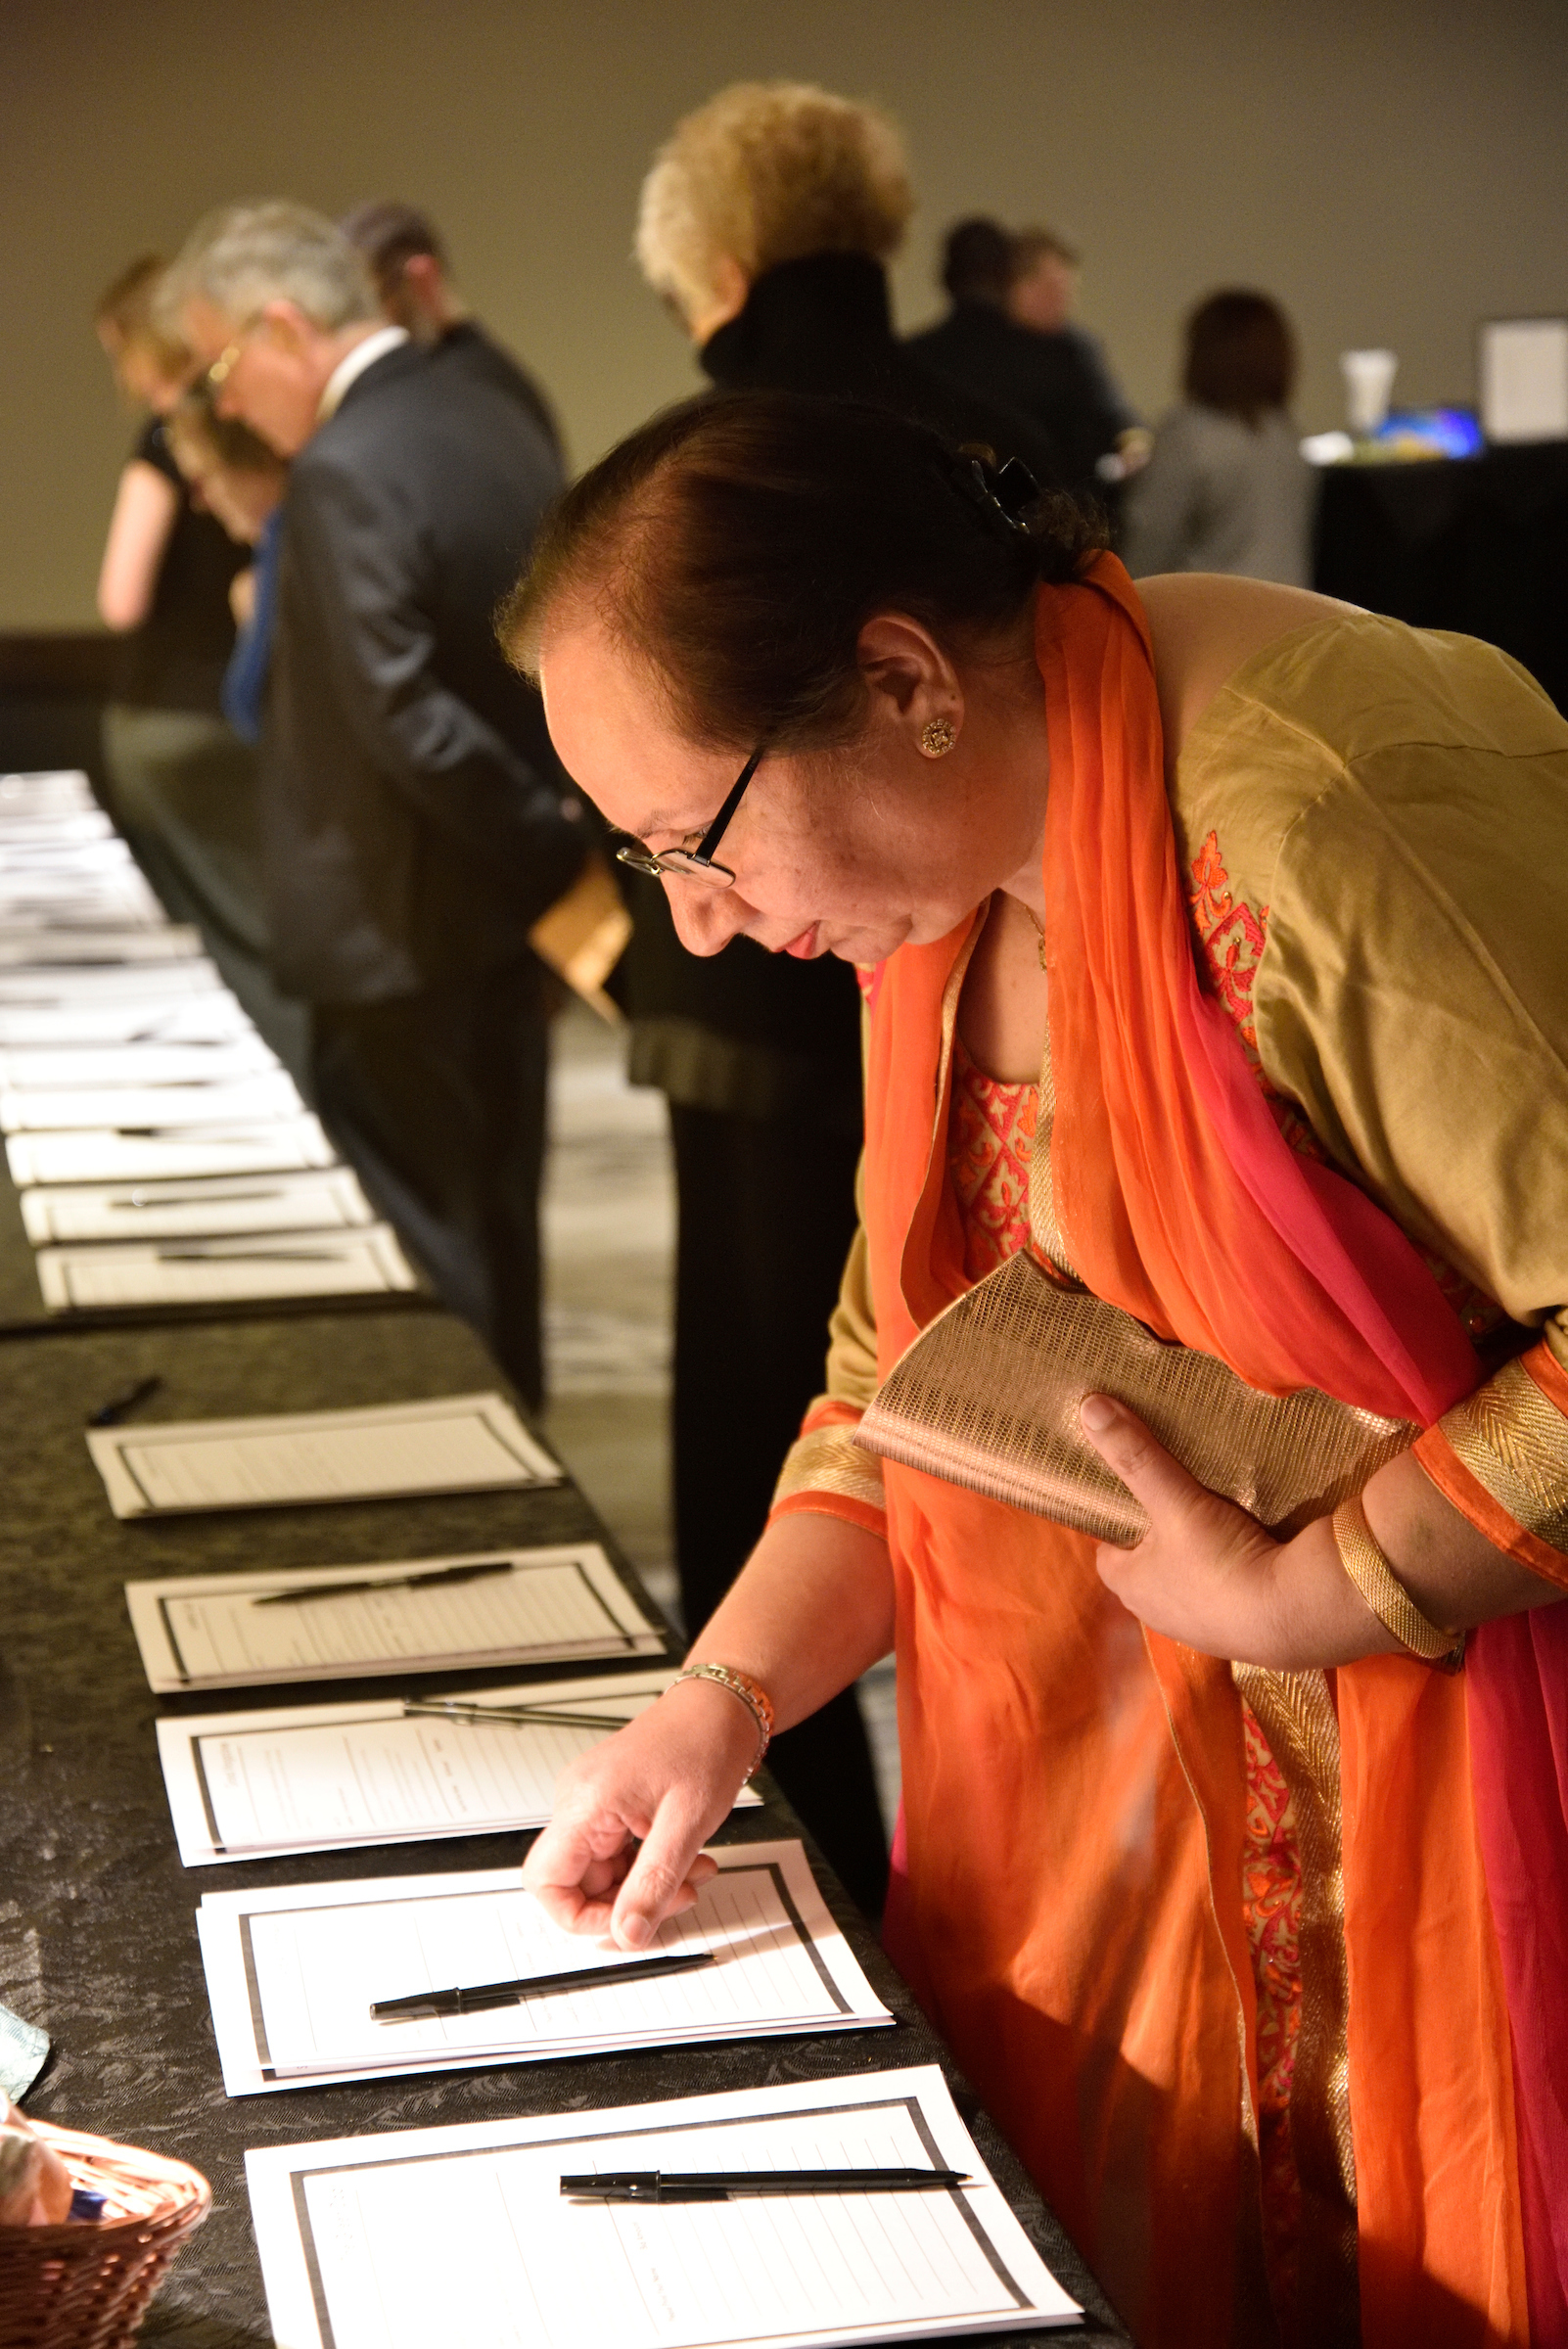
[0,1296,1131,2345]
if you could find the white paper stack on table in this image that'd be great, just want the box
[89,1391,561,1519]
[244,2063,1084,2348]
[125,1541,667,1691]
[0,773,417,1310]
[155,1667,761,1868]
[198,1840,892,2094]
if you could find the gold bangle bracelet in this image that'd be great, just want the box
[673,1662,775,1778]
[1331,1495,1465,1672]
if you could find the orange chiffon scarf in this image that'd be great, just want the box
[1027,556,1533,2342]
[1037,554,1479,1422]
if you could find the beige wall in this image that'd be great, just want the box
[2,0,1564,628]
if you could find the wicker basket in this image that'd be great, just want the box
[0,2121,210,2349]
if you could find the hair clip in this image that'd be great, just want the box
[950,447,1042,539]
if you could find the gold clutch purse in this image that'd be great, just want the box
[854,1249,1415,1543]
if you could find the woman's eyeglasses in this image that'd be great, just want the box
[614,746,763,892]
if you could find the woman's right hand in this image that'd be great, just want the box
[522,1675,761,1949]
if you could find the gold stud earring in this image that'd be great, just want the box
[919,716,956,758]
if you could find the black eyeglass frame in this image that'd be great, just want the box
[613,746,764,890]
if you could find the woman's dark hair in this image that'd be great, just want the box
[502,391,1105,751]
[1182,290,1297,426]
[940,217,1015,304]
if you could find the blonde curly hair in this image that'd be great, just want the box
[635,81,914,327]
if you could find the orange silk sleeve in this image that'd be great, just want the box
[1413,1341,1568,1592]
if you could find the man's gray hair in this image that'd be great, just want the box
[164,201,378,332]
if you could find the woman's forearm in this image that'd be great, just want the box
[1358,1448,1560,1629]
[522,1509,895,1947]
[683,1509,896,1726]
[1240,1449,1561,1669]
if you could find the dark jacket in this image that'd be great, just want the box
[907,300,1136,497]
[626,253,1064,1128]
[265,341,585,1004]
[433,320,563,461]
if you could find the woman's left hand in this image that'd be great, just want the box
[1077,1392,1402,1667]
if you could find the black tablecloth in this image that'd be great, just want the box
[0,1304,1130,2345]
[1313,440,1568,712]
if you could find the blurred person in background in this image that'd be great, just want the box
[630,78,1072,1916]
[340,199,562,459]
[1123,290,1314,586]
[910,219,1144,501]
[93,257,251,908]
[162,393,286,744]
[153,392,305,1074]
[168,202,585,1408]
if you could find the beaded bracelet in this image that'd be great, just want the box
[1331,1495,1465,1673]
[673,1662,775,1779]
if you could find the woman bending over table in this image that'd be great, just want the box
[506,392,1568,2349]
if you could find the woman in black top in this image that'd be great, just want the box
[627,83,1067,1919]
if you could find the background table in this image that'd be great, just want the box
[1313,439,1568,713]
[0,1303,1130,2347]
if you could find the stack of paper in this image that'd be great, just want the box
[20,1169,377,1247]
[34,1222,415,1311]
[244,2063,1084,2349]
[198,1841,893,2094]
[0,776,420,1312]
[7,1116,339,1187]
[154,1668,734,1867]
[89,1391,561,1519]
[126,1542,667,1691]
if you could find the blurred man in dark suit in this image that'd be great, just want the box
[170,202,584,1407]
[339,199,563,461]
[909,218,1146,502]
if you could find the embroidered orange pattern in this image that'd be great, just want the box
[947,1005,1311,2283]
[1187,828,1507,1342]
[947,1038,1040,1283]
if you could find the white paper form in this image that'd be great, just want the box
[0,1036,280,1088]
[0,925,203,964]
[6,1114,338,1187]
[154,1669,757,1866]
[0,769,94,816]
[0,957,223,1007]
[126,1543,666,1692]
[0,807,113,846]
[197,1841,892,2094]
[244,2062,1082,2349]
[33,1222,415,1313]
[0,1068,302,1131]
[0,990,250,1047]
[0,869,164,928]
[21,1169,375,1248]
[89,1391,560,1521]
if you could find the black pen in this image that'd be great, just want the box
[560,2167,972,2203]
[252,1559,515,1607]
[371,1949,715,2021]
[87,1372,162,1427]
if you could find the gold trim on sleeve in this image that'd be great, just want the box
[772,1426,888,1515]
[1438,1357,1568,1551]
